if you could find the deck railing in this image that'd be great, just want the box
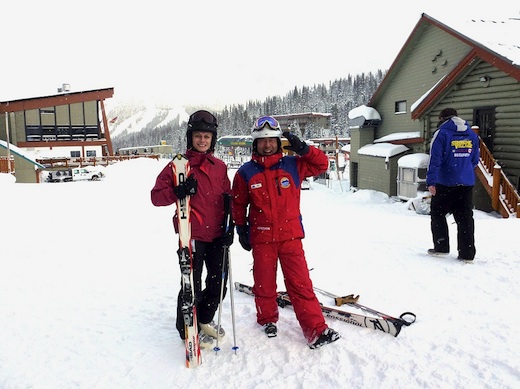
[0,156,15,173]
[36,154,160,168]
[475,130,520,218]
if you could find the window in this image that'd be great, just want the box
[395,101,407,114]
[70,151,80,158]
[86,150,97,157]
[26,126,42,141]
[400,167,414,182]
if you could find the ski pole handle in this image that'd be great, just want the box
[334,294,360,306]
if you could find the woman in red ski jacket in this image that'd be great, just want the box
[232,115,340,349]
[152,150,230,242]
[151,110,233,349]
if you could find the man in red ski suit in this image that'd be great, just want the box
[232,115,340,349]
[151,110,233,350]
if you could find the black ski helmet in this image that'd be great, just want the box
[187,110,218,151]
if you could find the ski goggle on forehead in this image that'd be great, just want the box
[253,116,280,131]
[189,111,217,126]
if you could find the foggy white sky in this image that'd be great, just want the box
[1,1,518,108]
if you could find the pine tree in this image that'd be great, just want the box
[111,70,385,150]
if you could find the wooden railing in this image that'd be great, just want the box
[36,154,160,168]
[0,156,15,173]
[475,132,520,218]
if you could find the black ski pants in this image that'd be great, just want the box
[430,184,476,259]
[176,239,228,339]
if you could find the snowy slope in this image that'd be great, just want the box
[107,101,189,138]
[0,158,519,389]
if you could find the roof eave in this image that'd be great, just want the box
[0,87,114,113]
[370,13,520,112]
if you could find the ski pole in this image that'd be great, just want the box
[214,194,231,354]
[214,193,239,354]
[227,247,239,354]
[214,245,227,354]
[214,244,239,354]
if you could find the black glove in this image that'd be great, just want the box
[283,132,309,155]
[221,220,235,247]
[236,225,251,251]
[173,174,197,199]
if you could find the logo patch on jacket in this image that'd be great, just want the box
[280,177,291,188]
[451,140,473,157]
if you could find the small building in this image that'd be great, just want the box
[272,112,332,139]
[308,137,350,157]
[117,142,173,159]
[0,140,45,183]
[356,143,409,194]
[0,87,115,182]
[216,135,253,162]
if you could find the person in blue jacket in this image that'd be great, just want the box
[426,108,480,260]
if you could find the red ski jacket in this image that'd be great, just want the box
[151,150,231,242]
[232,146,328,244]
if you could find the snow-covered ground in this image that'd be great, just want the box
[1,157,519,388]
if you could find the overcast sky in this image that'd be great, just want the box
[2,1,518,108]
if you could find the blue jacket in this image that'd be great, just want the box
[426,116,480,187]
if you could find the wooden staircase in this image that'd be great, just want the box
[475,136,520,218]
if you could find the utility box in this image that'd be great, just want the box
[397,153,429,200]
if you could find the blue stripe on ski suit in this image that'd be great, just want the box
[232,147,329,245]
[238,155,302,190]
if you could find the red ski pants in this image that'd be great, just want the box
[251,238,327,342]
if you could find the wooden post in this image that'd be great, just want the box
[335,136,343,191]
[4,113,12,173]
[492,165,501,210]
[100,100,114,156]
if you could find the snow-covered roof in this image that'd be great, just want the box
[340,144,351,152]
[374,132,421,143]
[273,112,332,118]
[398,153,430,168]
[454,16,520,66]
[369,13,520,116]
[217,135,253,140]
[410,76,447,113]
[217,135,253,147]
[0,140,45,169]
[348,105,381,121]
[358,143,409,158]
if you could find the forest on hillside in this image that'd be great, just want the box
[112,70,385,151]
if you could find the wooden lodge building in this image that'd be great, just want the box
[0,87,115,183]
[348,13,520,217]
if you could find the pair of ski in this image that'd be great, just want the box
[235,282,416,337]
[172,154,201,368]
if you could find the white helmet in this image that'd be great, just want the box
[251,116,283,140]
